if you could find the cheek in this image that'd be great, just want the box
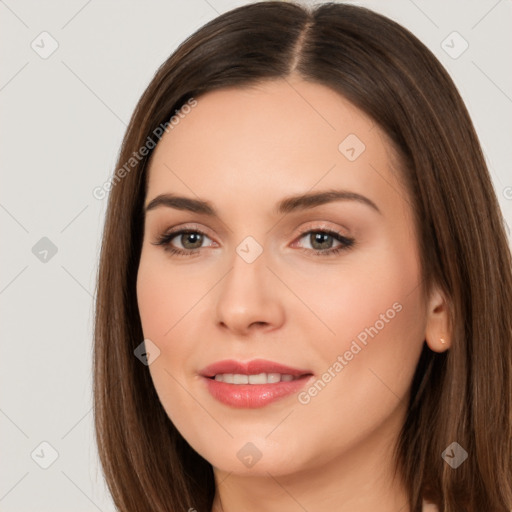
[297,293,425,453]
[136,253,203,433]
[136,251,202,340]
[290,229,424,354]
[292,237,426,437]
[136,253,195,390]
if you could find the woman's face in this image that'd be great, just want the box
[136,78,436,477]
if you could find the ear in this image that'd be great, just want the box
[424,285,451,353]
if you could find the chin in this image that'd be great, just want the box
[191,437,308,477]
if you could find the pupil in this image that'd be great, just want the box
[312,233,332,250]
[183,233,202,249]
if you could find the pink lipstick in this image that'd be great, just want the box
[200,359,313,408]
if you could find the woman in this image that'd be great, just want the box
[93,2,512,511]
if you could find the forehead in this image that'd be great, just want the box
[145,78,406,219]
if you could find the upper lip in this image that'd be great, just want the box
[200,359,313,378]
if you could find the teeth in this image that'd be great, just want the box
[248,373,267,384]
[213,373,297,384]
[233,374,248,384]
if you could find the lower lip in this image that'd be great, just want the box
[203,376,312,408]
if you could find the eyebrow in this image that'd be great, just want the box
[144,189,381,217]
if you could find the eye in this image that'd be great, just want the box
[294,229,355,256]
[152,228,214,256]
[152,225,355,257]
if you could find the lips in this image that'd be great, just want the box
[201,359,310,378]
[200,359,313,408]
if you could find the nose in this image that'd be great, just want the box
[214,248,285,336]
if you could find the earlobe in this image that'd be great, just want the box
[424,286,451,353]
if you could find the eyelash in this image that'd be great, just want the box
[152,226,355,258]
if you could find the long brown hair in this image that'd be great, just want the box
[93,2,512,511]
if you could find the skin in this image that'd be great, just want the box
[136,76,449,512]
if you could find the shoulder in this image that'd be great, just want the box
[422,500,439,512]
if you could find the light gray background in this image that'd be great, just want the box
[1,0,511,510]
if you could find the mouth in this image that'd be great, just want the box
[210,373,302,384]
[200,359,314,408]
